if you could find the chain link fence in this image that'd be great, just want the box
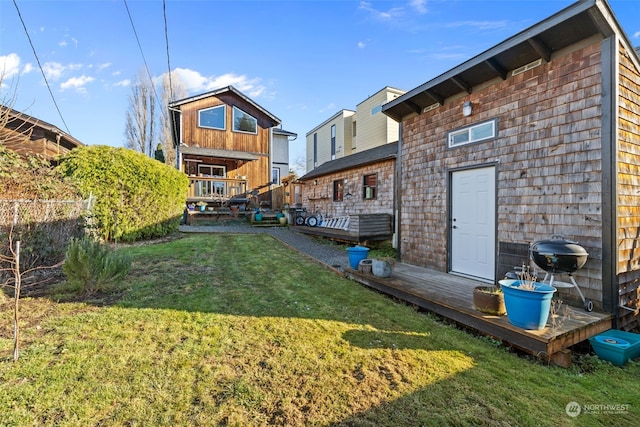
[0,197,93,286]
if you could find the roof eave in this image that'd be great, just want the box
[382,0,618,122]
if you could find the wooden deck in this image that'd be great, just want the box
[344,263,613,367]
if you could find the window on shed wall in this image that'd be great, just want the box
[333,179,344,202]
[198,105,226,130]
[232,106,257,134]
[272,168,280,185]
[447,119,497,148]
[363,174,377,199]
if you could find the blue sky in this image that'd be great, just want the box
[1,0,639,174]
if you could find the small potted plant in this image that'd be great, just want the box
[187,203,196,211]
[473,284,506,316]
[196,201,208,212]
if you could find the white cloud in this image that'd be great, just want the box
[114,79,131,87]
[59,40,68,47]
[358,41,366,49]
[319,103,336,113]
[22,63,34,74]
[97,63,111,72]
[410,0,428,14]
[60,75,95,93]
[171,68,266,98]
[443,20,509,31]
[358,1,404,21]
[0,53,21,78]
[634,31,640,39]
[42,62,65,80]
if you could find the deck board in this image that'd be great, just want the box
[344,263,612,365]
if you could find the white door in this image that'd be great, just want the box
[451,166,496,280]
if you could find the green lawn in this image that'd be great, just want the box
[1,233,638,426]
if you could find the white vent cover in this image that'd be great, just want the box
[423,103,440,113]
[512,59,542,76]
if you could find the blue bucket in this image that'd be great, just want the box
[499,280,556,330]
[346,246,369,270]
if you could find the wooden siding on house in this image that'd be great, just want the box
[177,92,274,198]
[354,88,404,153]
[400,41,606,307]
[616,41,640,326]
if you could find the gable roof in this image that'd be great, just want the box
[299,142,398,181]
[383,0,637,122]
[169,85,281,125]
[1,106,84,159]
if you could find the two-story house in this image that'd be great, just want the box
[169,86,295,210]
[305,87,404,172]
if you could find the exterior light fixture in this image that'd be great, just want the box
[462,101,473,117]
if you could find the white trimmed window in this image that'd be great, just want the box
[447,119,497,148]
[198,105,226,130]
[232,106,257,134]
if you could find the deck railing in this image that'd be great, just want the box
[187,177,248,201]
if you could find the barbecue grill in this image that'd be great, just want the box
[530,235,593,312]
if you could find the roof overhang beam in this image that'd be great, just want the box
[450,76,472,94]
[527,37,552,62]
[484,58,508,80]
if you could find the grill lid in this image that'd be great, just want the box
[530,235,588,257]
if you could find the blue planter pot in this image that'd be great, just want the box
[499,279,557,330]
[346,246,369,270]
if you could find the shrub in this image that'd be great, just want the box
[56,146,189,242]
[62,237,131,295]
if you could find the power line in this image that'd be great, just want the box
[12,0,71,134]
[122,0,165,122]
[163,0,174,102]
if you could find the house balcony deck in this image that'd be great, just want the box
[344,263,613,367]
[187,177,248,205]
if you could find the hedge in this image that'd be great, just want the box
[57,146,189,242]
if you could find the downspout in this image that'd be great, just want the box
[600,34,619,327]
[395,123,403,256]
[269,126,274,208]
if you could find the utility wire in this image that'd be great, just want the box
[163,0,174,102]
[122,0,165,122]
[12,0,71,134]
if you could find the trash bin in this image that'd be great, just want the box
[347,246,369,270]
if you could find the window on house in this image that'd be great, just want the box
[333,179,344,202]
[352,121,357,137]
[313,133,318,167]
[371,104,382,115]
[363,174,377,200]
[272,168,280,185]
[232,106,257,134]
[331,124,336,160]
[447,119,497,148]
[198,105,226,130]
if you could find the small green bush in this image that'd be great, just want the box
[62,237,131,295]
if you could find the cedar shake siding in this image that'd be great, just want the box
[384,0,640,328]
[616,41,640,326]
[401,41,604,288]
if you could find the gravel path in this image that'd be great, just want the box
[179,223,351,272]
